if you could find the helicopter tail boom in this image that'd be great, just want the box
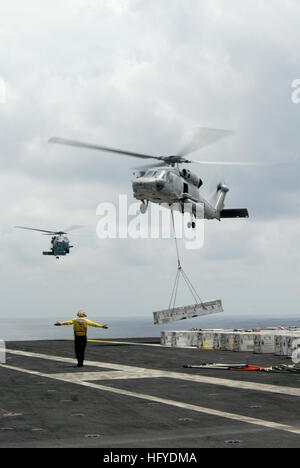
[215,183,229,213]
[213,184,249,219]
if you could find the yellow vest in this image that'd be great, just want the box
[60,318,105,336]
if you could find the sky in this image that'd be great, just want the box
[0,0,299,323]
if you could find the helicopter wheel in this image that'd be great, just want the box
[180,201,185,214]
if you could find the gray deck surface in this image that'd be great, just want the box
[1,338,300,448]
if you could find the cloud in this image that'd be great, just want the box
[0,0,299,321]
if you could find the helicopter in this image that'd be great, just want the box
[49,128,270,229]
[15,226,81,259]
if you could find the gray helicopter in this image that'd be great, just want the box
[15,226,81,259]
[49,128,269,228]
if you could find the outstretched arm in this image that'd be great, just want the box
[54,320,74,327]
[86,319,108,329]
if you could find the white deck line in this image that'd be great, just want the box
[1,360,300,436]
[5,348,300,397]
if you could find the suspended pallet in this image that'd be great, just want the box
[153,209,224,325]
[153,300,223,325]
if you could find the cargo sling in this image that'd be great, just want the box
[169,209,205,312]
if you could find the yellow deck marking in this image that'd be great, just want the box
[88,340,161,347]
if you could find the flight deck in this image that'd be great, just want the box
[1,338,300,448]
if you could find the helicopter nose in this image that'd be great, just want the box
[132,179,153,191]
[132,180,144,191]
[133,179,165,194]
[155,180,165,191]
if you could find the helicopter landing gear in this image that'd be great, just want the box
[140,201,148,214]
[187,216,196,229]
[179,199,185,215]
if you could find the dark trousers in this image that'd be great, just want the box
[74,336,87,366]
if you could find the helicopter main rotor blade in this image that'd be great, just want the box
[15,226,58,235]
[190,160,279,166]
[177,128,234,157]
[63,225,84,233]
[132,162,167,171]
[50,132,282,168]
[49,137,163,162]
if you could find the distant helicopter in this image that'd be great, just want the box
[49,128,270,228]
[15,226,81,259]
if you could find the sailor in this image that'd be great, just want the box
[55,310,108,367]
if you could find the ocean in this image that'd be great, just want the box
[2,314,300,342]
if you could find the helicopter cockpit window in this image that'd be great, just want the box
[145,170,167,180]
[135,171,145,179]
[155,170,167,180]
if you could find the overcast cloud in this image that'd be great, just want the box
[0,0,299,323]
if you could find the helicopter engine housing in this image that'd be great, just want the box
[180,169,203,188]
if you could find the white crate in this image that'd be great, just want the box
[213,333,223,350]
[198,332,215,350]
[278,335,300,357]
[225,333,240,351]
[217,332,239,351]
[234,333,257,352]
[290,336,300,361]
[219,333,228,351]
[161,331,201,348]
[0,340,5,364]
[275,334,289,356]
[254,334,277,354]
[160,331,176,347]
[173,331,199,348]
[274,332,300,356]
[190,332,202,347]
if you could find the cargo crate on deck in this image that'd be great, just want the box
[198,332,215,350]
[254,334,277,354]
[234,333,257,352]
